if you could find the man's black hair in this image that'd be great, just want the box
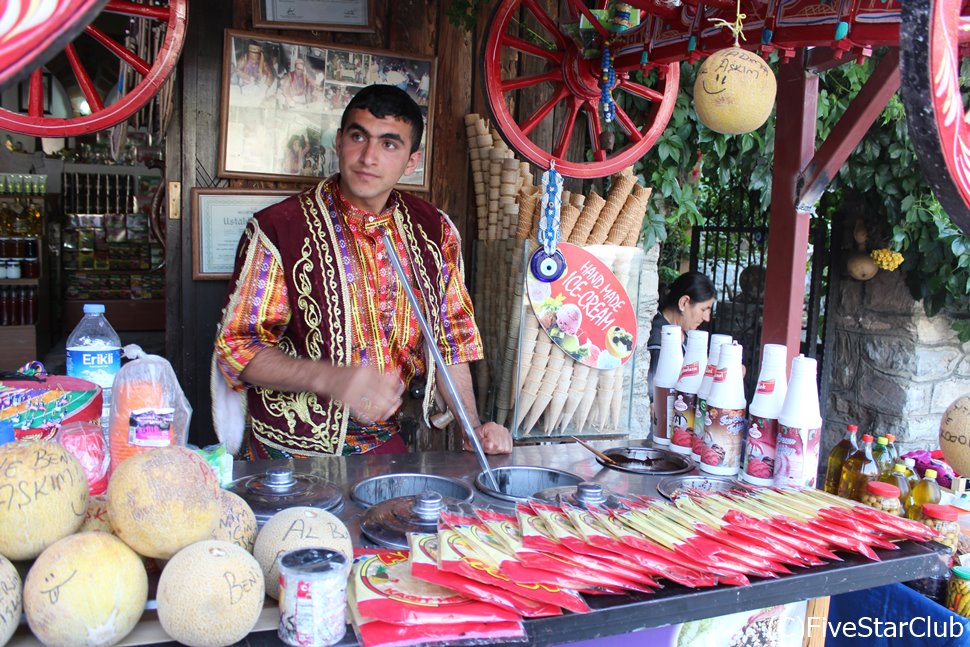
[340,84,423,153]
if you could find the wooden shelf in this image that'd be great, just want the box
[0,279,40,286]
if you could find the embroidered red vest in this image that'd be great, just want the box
[246,181,449,455]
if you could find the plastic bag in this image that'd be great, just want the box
[56,421,109,494]
[109,344,192,471]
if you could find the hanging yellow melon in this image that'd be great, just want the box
[693,47,776,135]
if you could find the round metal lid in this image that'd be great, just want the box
[359,491,459,549]
[351,473,473,508]
[657,475,748,500]
[227,468,343,525]
[533,481,623,508]
[597,446,694,475]
[474,465,584,504]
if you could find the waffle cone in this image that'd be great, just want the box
[559,204,581,242]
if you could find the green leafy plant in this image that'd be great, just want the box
[446,0,487,31]
[633,51,970,341]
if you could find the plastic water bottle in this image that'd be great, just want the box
[66,304,121,435]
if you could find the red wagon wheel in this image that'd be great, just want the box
[0,0,187,138]
[901,0,970,235]
[482,0,679,179]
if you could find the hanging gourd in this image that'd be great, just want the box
[693,2,777,135]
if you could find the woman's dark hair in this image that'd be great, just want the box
[341,84,423,153]
[661,271,717,310]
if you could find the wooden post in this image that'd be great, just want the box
[760,54,818,368]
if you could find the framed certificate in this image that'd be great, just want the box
[252,0,376,33]
[191,188,297,280]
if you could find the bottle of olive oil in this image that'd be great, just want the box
[824,424,859,494]
[872,436,894,478]
[908,468,943,520]
[838,434,879,502]
[885,433,899,466]
[881,463,914,516]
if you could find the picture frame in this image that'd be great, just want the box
[252,0,376,33]
[219,29,435,191]
[191,187,297,280]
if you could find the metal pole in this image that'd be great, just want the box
[381,231,499,491]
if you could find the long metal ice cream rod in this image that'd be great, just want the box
[381,231,499,491]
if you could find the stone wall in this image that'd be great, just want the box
[629,244,661,439]
[822,268,970,458]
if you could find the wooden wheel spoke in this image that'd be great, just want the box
[584,102,607,161]
[501,70,561,92]
[553,96,583,158]
[564,0,609,39]
[613,103,643,142]
[65,43,105,112]
[84,23,152,76]
[520,84,571,136]
[960,16,970,42]
[521,0,570,50]
[500,33,563,63]
[104,0,170,21]
[28,70,44,118]
[617,77,664,103]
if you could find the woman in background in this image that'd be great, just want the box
[646,271,716,397]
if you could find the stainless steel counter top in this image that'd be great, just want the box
[228,441,948,646]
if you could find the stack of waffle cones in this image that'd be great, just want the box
[464,114,650,438]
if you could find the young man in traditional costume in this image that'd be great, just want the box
[213,84,512,459]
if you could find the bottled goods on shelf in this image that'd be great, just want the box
[909,468,943,521]
[824,424,859,494]
[838,434,879,502]
[920,503,959,553]
[872,436,893,477]
[947,567,970,618]
[0,286,37,325]
[885,433,899,466]
[880,463,914,517]
[860,480,901,516]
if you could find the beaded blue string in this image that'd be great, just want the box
[537,162,563,256]
[600,45,617,125]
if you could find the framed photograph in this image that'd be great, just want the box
[191,187,297,280]
[252,0,376,33]
[219,29,435,191]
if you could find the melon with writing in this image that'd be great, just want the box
[107,446,221,559]
[157,540,264,647]
[210,490,258,553]
[23,531,147,647]
[0,554,21,647]
[0,440,88,560]
[693,47,776,135]
[940,394,970,475]
[79,494,113,533]
[253,506,352,599]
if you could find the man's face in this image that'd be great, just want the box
[335,108,421,213]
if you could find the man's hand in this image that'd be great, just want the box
[330,367,405,423]
[462,421,512,455]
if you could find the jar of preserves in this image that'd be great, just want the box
[861,480,901,516]
[20,257,38,279]
[921,503,960,552]
[948,566,970,617]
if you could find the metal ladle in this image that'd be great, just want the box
[381,231,499,491]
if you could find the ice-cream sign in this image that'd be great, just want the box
[527,243,637,369]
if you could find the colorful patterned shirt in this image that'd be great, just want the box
[214,179,483,452]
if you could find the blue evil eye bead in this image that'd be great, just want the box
[530,248,566,282]
[835,21,848,40]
